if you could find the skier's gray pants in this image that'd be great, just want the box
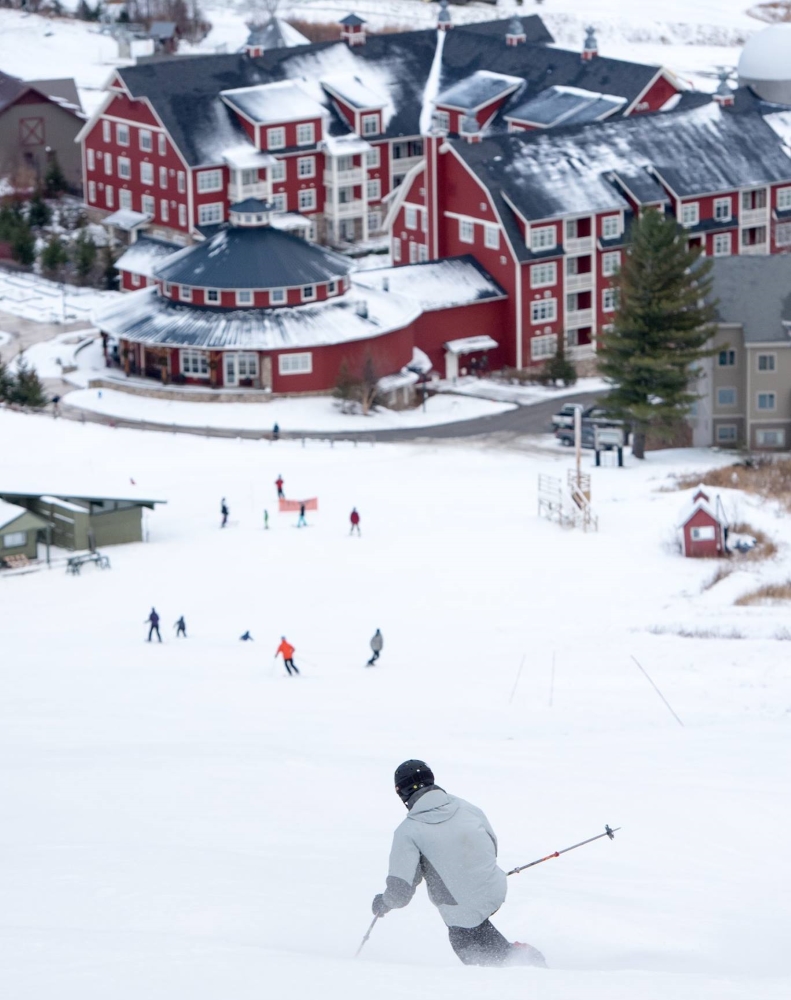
[448,920,513,966]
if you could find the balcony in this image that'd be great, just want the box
[228,182,269,203]
[740,242,769,256]
[565,308,594,328]
[568,344,597,361]
[327,199,364,218]
[324,167,364,186]
[565,236,593,255]
[565,271,593,292]
[391,154,424,175]
[740,207,768,227]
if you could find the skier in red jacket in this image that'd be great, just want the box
[350,507,361,536]
[275,476,284,499]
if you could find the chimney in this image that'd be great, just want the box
[437,0,453,33]
[355,300,369,319]
[340,12,366,47]
[506,16,526,47]
[713,68,735,107]
[582,26,598,62]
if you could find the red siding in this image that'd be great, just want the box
[682,508,723,558]
[104,93,159,127]
[631,74,679,115]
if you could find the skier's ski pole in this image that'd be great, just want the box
[354,916,378,958]
[507,825,620,876]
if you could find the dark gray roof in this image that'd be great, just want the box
[436,71,522,112]
[340,13,366,27]
[0,69,82,117]
[609,168,669,205]
[710,256,791,344]
[154,225,353,290]
[506,87,625,127]
[230,197,273,212]
[452,103,791,224]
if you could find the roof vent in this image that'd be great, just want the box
[582,26,598,62]
[713,67,736,107]
[356,300,369,318]
[506,16,526,47]
[437,0,453,33]
[340,12,366,47]
[382,276,389,292]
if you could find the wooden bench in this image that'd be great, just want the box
[66,551,111,575]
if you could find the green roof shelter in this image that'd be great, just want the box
[0,500,51,565]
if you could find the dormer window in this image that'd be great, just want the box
[361,114,379,136]
[267,127,286,150]
[602,215,622,239]
[206,289,220,304]
[236,290,253,306]
[328,280,338,295]
[179,286,192,302]
[434,110,450,132]
[302,285,316,301]
[270,288,286,304]
[296,123,315,146]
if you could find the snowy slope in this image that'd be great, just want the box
[0,408,789,1000]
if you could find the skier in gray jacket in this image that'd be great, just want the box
[371,760,545,967]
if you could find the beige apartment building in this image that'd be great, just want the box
[690,255,791,450]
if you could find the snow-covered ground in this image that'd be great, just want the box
[441,374,607,406]
[1,409,790,1000]
[0,270,119,325]
[12,328,101,379]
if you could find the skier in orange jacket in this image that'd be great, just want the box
[276,636,299,676]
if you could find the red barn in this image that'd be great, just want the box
[678,487,728,558]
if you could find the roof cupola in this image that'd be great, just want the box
[340,13,366,47]
[582,26,599,61]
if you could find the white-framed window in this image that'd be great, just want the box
[716,424,738,443]
[102,119,111,143]
[164,283,172,295]
[718,349,736,367]
[131,272,141,287]
[530,225,556,252]
[405,206,418,230]
[713,233,732,257]
[530,298,557,324]
[459,219,474,244]
[178,204,186,226]
[87,148,95,171]
[757,353,776,372]
[139,129,152,152]
[116,123,129,146]
[484,224,499,249]
[367,211,381,233]
[301,285,316,301]
[601,215,621,239]
[237,353,259,379]
[180,349,209,377]
[602,288,618,313]
[366,179,381,200]
[158,132,166,156]
[602,251,621,276]
[297,156,315,179]
[776,221,791,247]
[119,189,132,210]
[269,287,286,304]
[434,110,450,132]
[118,157,131,179]
[531,333,558,360]
[690,525,716,541]
[530,262,556,288]
[327,280,338,296]
[198,202,224,225]
[717,387,737,407]
[271,192,287,212]
[409,241,418,263]
[298,188,317,212]
[714,197,731,221]
[757,392,776,410]
[104,153,113,176]
[159,166,168,189]
[776,186,791,211]
[361,113,379,136]
[197,169,223,193]
[271,160,286,182]
[296,122,315,146]
[267,127,286,150]
[757,428,785,447]
[2,531,26,549]
[140,161,154,185]
[392,238,401,262]
[160,199,169,222]
[176,171,186,194]
[366,147,380,168]
[279,352,312,375]
[236,289,253,306]
[681,202,699,227]
[179,286,192,302]
[105,185,114,208]
[418,243,428,262]
[142,194,155,216]
[206,288,220,304]
[87,180,96,202]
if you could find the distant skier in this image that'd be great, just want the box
[263,509,269,530]
[240,631,254,641]
[51,394,61,418]
[367,628,383,666]
[221,498,229,528]
[276,636,300,676]
[371,760,546,968]
[146,608,162,643]
[350,507,361,536]
[297,502,307,528]
[272,422,280,441]
[174,616,187,638]
[275,476,285,499]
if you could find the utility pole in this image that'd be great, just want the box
[574,403,582,490]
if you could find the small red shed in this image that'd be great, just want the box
[678,486,728,558]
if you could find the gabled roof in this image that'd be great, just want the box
[245,17,310,51]
[0,499,48,532]
[340,13,366,28]
[322,73,388,110]
[0,70,83,118]
[710,254,791,345]
[506,86,625,127]
[221,80,328,125]
[436,71,523,112]
[608,167,669,206]
[115,235,183,278]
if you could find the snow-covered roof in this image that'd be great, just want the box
[444,335,499,355]
[436,70,523,112]
[353,256,506,312]
[245,17,310,52]
[102,209,151,231]
[220,80,328,125]
[323,133,372,156]
[269,212,312,233]
[677,492,726,529]
[340,13,366,28]
[115,236,183,278]
[506,86,626,127]
[0,499,31,531]
[221,144,276,169]
[322,73,389,110]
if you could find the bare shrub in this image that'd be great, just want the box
[286,19,410,43]
[748,2,791,24]
[729,522,778,561]
[735,581,791,606]
[648,624,745,639]
[671,459,791,511]
[701,563,733,591]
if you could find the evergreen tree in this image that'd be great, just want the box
[359,354,381,415]
[333,359,359,411]
[0,357,14,402]
[597,209,717,459]
[40,235,69,278]
[540,335,577,387]
[11,221,35,267]
[10,358,47,409]
[44,155,68,197]
[74,229,98,283]
[100,245,118,290]
[27,192,52,227]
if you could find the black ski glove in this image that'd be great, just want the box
[371,893,390,918]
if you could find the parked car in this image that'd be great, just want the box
[551,402,585,429]
[555,423,596,448]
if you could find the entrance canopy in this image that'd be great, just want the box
[102,209,152,232]
[444,335,498,356]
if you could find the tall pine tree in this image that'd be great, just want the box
[598,209,717,459]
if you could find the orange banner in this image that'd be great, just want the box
[278,498,318,512]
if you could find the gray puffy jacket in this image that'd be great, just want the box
[370,632,383,652]
[381,787,507,929]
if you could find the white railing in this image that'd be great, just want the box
[565,308,594,328]
[565,236,593,255]
[565,272,593,292]
[391,154,423,172]
[567,344,596,361]
[228,182,269,203]
[324,168,363,185]
[740,207,768,227]
[328,199,364,218]
[740,242,769,256]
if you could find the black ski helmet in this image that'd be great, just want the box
[394,760,435,803]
